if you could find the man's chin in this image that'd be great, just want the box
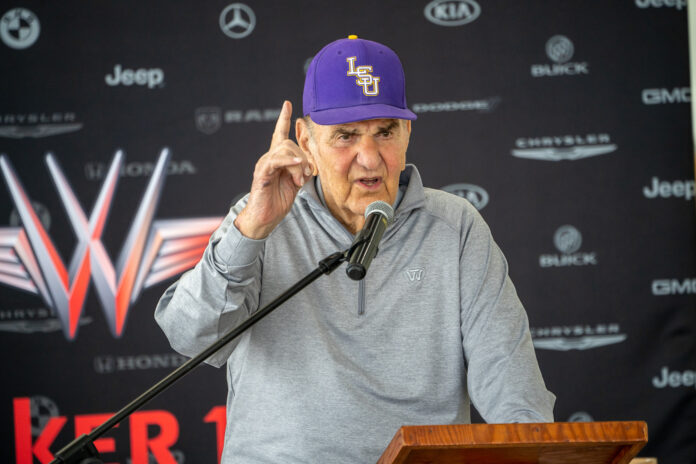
[354,195,393,214]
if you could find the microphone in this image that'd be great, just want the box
[346,201,394,281]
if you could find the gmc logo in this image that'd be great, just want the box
[641,87,690,105]
[651,278,696,296]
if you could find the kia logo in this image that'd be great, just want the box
[441,183,488,210]
[424,0,481,26]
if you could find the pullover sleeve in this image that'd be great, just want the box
[154,199,265,368]
[459,209,556,423]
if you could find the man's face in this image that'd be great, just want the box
[297,118,411,233]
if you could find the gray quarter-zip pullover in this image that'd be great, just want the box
[155,165,555,464]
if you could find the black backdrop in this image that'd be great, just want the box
[1,1,695,463]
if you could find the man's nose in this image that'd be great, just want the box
[355,136,381,170]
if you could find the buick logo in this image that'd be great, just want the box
[546,35,574,63]
[195,107,222,134]
[441,183,489,210]
[424,0,481,26]
[0,8,40,49]
[553,225,582,254]
[541,225,596,267]
[219,3,255,39]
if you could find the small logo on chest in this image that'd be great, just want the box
[405,268,424,282]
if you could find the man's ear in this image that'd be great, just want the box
[296,118,311,154]
[400,119,412,171]
[296,118,318,174]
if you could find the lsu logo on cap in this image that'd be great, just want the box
[346,57,380,96]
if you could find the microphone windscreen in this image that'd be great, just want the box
[364,200,394,222]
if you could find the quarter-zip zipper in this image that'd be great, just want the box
[358,280,366,316]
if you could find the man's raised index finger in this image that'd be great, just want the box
[271,100,292,148]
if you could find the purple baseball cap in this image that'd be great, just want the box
[303,35,417,125]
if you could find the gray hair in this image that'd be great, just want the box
[298,115,315,140]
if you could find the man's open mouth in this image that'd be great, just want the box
[358,177,381,187]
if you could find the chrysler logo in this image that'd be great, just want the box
[424,0,481,26]
[532,324,627,351]
[512,134,616,161]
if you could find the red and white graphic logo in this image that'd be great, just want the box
[0,150,221,340]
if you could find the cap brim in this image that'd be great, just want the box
[309,103,417,125]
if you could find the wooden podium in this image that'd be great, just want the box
[377,421,648,464]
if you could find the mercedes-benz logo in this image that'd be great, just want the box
[553,225,582,254]
[545,35,574,64]
[219,3,255,39]
[0,8,40,49]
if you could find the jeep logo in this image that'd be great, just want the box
[105,64,164,89]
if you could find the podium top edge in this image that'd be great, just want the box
[395,421,648,447]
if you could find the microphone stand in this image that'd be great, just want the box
[49,248,352,464]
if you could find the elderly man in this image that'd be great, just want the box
[155,36,555,463]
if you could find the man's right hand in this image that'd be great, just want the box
[234,101,314,239]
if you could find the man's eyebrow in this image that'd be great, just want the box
[376,120,400,132]
[331,127,360,137]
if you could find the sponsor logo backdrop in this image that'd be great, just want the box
[1,1,694,463]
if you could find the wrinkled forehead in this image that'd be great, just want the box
[316,118,405,132]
